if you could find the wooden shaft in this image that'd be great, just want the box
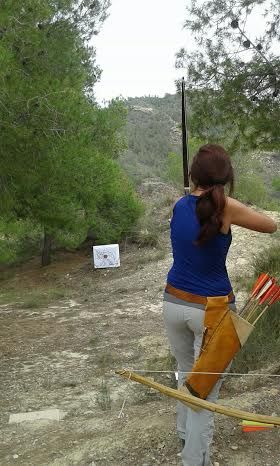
[116,369,280,426]
[253,305,269,325]
[239,297,253,317]
[246,301,260,322]
[247,305,263,324]
[244,300,260,320]
[241,298,257,318]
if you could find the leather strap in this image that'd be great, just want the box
[165,283,234,306]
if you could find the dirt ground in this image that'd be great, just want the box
[1,200,280,466]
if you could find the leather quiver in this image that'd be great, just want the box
[186,296,253,400]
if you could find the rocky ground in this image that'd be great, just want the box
[1,190,280,466]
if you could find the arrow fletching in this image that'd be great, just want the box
[242,420,275,432]
[268,287,280,305]
[259,283,278,305]
[255,278,274,300]
[251,273,269,297]
[242,425,274,432]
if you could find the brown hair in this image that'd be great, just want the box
[190,144,234,245]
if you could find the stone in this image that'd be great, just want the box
[9,409,66,424]
[230,445,238,451]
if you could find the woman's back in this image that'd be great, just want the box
[163,144,277,466]
[167,195,232,297]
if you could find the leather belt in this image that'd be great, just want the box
[165,283,234,305]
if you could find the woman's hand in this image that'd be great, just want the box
[224,198,277,233]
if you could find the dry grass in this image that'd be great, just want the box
[0,286,67,309]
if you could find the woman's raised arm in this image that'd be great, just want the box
[226,197,277,233]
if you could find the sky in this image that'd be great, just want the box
[93,0,188,103]
[93,1,272,104]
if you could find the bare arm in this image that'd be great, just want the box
[224,197,277,233]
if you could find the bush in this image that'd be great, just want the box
[235,173,272,208]
[272,177,280,192]
[129,213,159,248]
[0,219,41,265]
[233,152,279,210]
[92,167,144,245]
[232,245,280,372]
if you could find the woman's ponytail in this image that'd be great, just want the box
[195,185,226,245]
[190,144,234,245]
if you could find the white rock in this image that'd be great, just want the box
[9,409,66,424]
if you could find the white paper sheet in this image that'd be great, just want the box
[93,244,120,269]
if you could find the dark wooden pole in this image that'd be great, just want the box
[181,77,190,194]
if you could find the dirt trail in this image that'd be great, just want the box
[1,206,280,466]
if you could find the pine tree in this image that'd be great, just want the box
[176,0,280,151]
[0,1,141,265]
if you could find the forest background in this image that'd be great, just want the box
[0,4,280,464]
[0,0,279,268]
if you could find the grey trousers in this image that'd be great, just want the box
[163,298,227,466]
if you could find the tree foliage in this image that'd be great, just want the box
[177,0,280,151]
[0,1,141,265]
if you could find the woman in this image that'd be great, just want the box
[163,144,277,466]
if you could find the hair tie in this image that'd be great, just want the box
[212,180,226,186]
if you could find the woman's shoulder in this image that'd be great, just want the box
[175,194,198,206]
[172,195,187,210]
[224,197,258,225]
[169,196,190,223]
[224,197,277,233]
[225,196,244,211]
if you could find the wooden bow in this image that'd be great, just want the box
[116,369,280,426]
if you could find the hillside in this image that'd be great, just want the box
[119,94,182,183]
[120,94,280,205]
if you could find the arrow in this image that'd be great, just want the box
[253,287,280,326]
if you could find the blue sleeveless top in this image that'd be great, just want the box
[167,195,233,297]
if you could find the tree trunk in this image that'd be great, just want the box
[41,230,52,266]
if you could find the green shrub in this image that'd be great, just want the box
[0,219,41,265]
[163,138,203,188]
[235,173,271,208]
[232,303,280,372]
[164,152,183,188]
[272,177,280,192]
[233,245,280,372]
[129,214,159,247]
[233,152,279,210]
